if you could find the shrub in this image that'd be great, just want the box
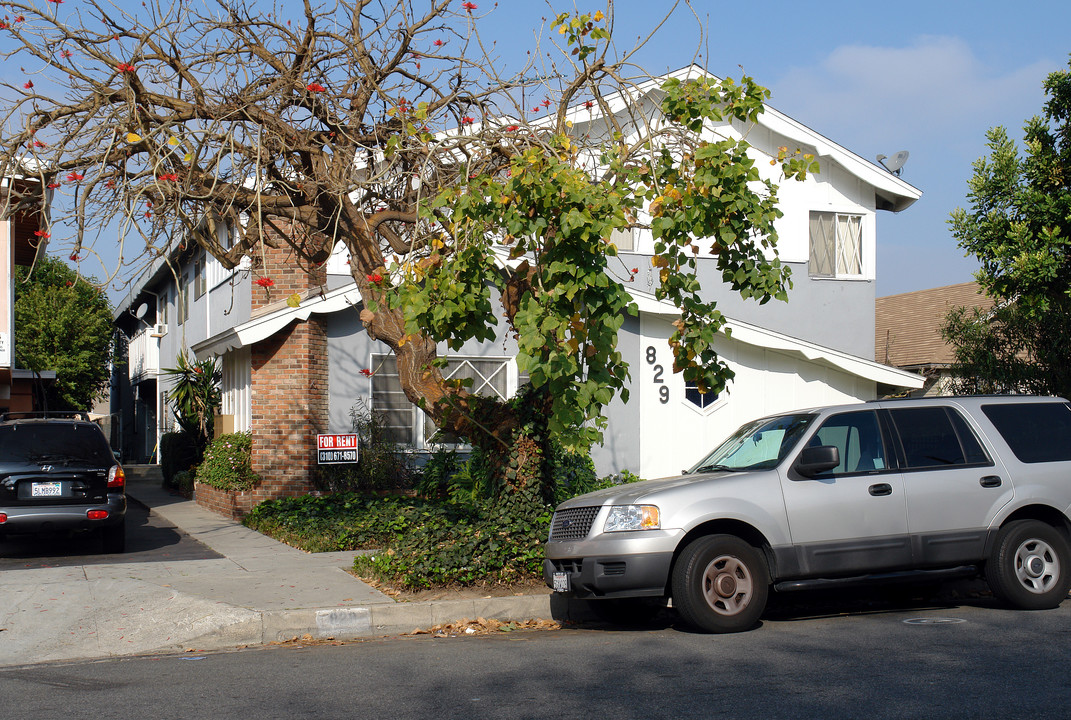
[160,431,200,487]
[196,432,258,491]
[313,405,416,493]
[172,469,195,498]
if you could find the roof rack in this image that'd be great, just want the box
[0,410,92,422]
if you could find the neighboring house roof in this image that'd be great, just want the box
[875,281,993,369]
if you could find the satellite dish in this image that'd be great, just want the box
[134,302,149,319]
[877,150,910,176]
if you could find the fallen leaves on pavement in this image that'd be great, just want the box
[407,616,560,637]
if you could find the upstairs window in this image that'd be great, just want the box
[809,211,862,278]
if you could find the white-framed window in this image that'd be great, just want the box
[221,347,252,432]
[684,382,722,412]
[809,211,862,278]
[370,353,519,446]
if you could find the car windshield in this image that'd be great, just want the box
[689,413,816,473]
[0,424,114,465]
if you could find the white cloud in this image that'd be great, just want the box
[770,36,1056,160]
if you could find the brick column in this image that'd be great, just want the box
[248,316,329,505]
[250,220,328,312]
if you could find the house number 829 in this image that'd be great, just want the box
[646,346,669,404]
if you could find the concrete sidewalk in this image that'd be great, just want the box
[0,472,555,667]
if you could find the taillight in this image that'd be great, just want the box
[108,465,125,489]
[87,509,109,520]
[0,513,7,523]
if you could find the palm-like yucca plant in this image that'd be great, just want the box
[163,351,222,450]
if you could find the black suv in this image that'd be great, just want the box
[0,412,126,553]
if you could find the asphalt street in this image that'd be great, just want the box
[0,498,222,569]
[2,593,1068,720]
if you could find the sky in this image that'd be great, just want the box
[8,0,1069,300]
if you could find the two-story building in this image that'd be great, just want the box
[113,67,924,515]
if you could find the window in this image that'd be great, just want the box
[982,402,1071,463]
[194,254,206,299]
[609,227,635,252]
[370,354,516,446]
[685,382,720,410]
[889,407,990,469]
[178,281,189,325]
[809,410,887,475]
[158,290,168,326]
[809,211,862,278]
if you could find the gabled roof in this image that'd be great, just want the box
[562,64,922,212]
[875,281,992,368]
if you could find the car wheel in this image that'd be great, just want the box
[671,534,769,633]
[986,520,1071,610]
[101,521,126,554]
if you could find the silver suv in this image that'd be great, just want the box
[544,396,1071,632]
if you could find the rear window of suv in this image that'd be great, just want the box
[981,401,1071,463]
[0,423,114,465]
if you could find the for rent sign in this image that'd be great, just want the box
[317,434,358,464]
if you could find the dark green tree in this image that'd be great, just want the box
[944,57,1071,397]
[14,255,114,410]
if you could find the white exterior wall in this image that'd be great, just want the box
[635,314,874,479]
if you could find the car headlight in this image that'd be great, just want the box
[604,505,660,532]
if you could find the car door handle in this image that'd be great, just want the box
[980,475,1002,488]
[868,483,892,496]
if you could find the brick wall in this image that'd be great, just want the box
[249,219,328,312]
[194,220,331,519]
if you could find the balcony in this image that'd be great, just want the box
[128,327,161,382]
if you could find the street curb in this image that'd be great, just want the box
[172,594,560,652]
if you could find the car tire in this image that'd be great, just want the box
[671,534,769,633]
[101,521,126,554]
[986,520,1071,610]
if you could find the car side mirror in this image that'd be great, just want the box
[795,445,840,478]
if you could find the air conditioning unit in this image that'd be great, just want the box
[150,323,167,337]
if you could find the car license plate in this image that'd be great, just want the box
[31,481,62,497]
[552,571,570,593]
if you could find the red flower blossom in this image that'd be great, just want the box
[255,277,274,288]
[105,180,116,189]
[505,124,519,132]
[366,273,384,284]
[359,368,374,377]
[461,1,477,11]
[531,106,540,112]
[33,139,46,148]
[15,15,24,22]
[0,22,8,30]
[47,182,60,189]
[23,80,33,89]
[34,230,50,239]
[144,211,152,218]
[433,39,443,46]
[65,281,74,287]
[541,98,551,108]
[584,101,594,109]
[306,83,326,92]
[461,116,475,125]
[116,62,136,73]
[60,50,72,59]
[158,173,179,182]
[66,172,84,181]
[630,267,639,274]
[69,253,80,261]
[48,0,63,4]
